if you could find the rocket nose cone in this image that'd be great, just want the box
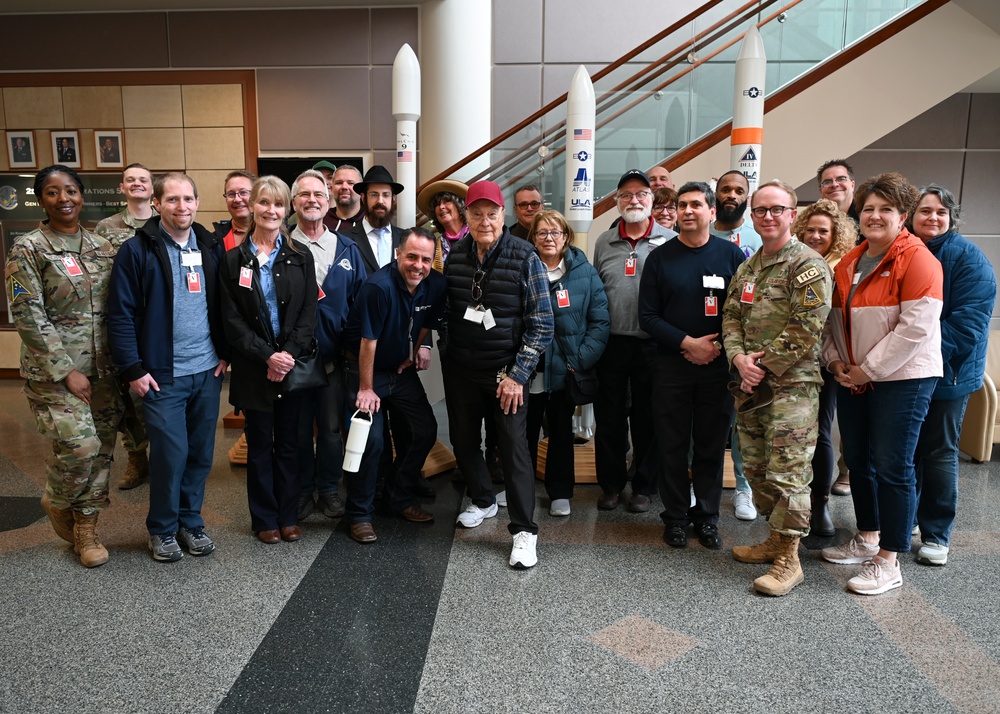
[737,24,766,61]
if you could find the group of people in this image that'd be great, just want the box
[7,156,994,591]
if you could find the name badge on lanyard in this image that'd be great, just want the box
[239,266,254,289]
[181,251,203,268]
[62,256,83,277]
[741,282,756,304]
[187,271,202,293]
[705,295,718,316]
[625,256,636,277]
[556,289,570,308]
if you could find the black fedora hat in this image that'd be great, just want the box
[353,165,404,195]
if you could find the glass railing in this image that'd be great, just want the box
[421,0,927,220]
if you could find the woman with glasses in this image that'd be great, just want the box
[215,170,257,251]
[790,199,857,537]
[821,173,943,595]
[651,187,679,235]
[417,179,469,272]
[525,210,609,516]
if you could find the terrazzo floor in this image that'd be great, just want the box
[1,380,998,714]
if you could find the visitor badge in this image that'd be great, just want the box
[705,296,717,316]
[181,252,203,267]
[239,266,254,289]
[482,309,496,330]
[741,282,756,303]
[703,275,725,290]
[625,257,636,276]
[62,256,83,276]
[464,306,485,324]
[318,286,326,301]
[730,232,741,246]
[556,289,570,308]
[187,271,202,293]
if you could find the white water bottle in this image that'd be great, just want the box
[343,409,373,472]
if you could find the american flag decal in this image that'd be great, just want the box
[397,151,413,162]
[573,129,592,141]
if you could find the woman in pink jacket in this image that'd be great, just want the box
[819,173,943,596]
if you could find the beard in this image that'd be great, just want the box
[716,197,748,225]
[367,202,396,229]
[337,193,359,211]
[621,205,651,224]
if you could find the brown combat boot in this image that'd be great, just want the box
[41,493,75,544]
[753,535,803,596]
[119,450,149,490]
[731,530,783,564]
[72,512,109,568]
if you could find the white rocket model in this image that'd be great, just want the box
[393,43,421,227]
[564,65,596,234]
[730,25,766,194]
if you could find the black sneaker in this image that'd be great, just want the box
[663,525,687,548]
[695,523,721,550]
[317,492,345,518]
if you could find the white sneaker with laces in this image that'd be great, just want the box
[732,490,757,521]
[550,498,571,517]
[847,555,902,595]
[510,531,538,569]
[496,490,507,508]
[456,502,499,528]
[916,542,949,566]
[821,533,880,564]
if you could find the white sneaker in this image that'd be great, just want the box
[912,524,920,537]
[847,555,902,595]
[510,531,538,568]
[732,490,757,521]
[821,533,880,564]
[916,542,949,566]
[496,490,507,508]
[456,502,499,528]
[550,499,571,517]
[690,484,696,508]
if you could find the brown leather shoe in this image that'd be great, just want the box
[398,505,434,523]
[257,529,280,544]
[350,522,377,543]
[280,525,302,542]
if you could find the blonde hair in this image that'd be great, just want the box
[791,198,857,262]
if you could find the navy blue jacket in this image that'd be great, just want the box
[307,233,368,361]
[540,246,610,393]
[108,217,229,385]
[924,230,996,400]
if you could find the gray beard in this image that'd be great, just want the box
[622,206,651,224]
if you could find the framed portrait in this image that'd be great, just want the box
[51,130,81,169]
[95,130,124,169]
[7,131,36,170]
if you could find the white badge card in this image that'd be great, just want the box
[181,252,203,268]
[257,251,269,267]
[482,309,496,330]
[703,275,726,290]
[464,306,485,324]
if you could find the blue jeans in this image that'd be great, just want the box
[730,419,749,492]
[837,377,936,553]
[915,395,969,547]
[143,368,223,535]
[297,370,345,498]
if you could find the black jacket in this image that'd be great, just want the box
[219,235,317,412]
[340,221,403,276]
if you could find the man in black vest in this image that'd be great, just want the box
[442,180,554,569]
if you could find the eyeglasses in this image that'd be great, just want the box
[750,205,794,218]
[516,201,542,210]
[367,191,393,201]
[618,191,651,202]
[468,210,502,224]
[820,176,851,188]
[652,204,677,214]
[472,270,486,301]
[224,190,250,200]
[295,191,327,200]
[534,230,564,240]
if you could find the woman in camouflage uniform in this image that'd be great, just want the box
[4,165,123,567]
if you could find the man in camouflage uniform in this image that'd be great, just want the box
[5,170,123,568]
[722,179,831,596]
[95,163,156,489]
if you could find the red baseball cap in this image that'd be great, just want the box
[465,180,505,208]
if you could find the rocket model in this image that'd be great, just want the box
[393,43,421,227]
[564,65,596,235]
[730,24,766,194]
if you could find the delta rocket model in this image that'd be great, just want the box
[730,25,766,194]
[564,65,596,234]
[393,43,421,227]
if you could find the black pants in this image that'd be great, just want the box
[244,391,305,533]
[443,361,537,535]
[526,388,577,501]
[811,367,838,496]
[594,335,657,496]
[653,359,732,527]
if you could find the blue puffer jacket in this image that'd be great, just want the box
[924,230,996,400]
[313,233,367,360]
[540,245,610,393]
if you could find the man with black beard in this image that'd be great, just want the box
[341,165,405,276]
[710,171,762,260]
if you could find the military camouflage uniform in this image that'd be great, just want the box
[5,222,123,514]
[95,208,155,452]
[722,237,831,536]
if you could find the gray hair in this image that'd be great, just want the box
[913,183,961,229]
[291,169,329,200]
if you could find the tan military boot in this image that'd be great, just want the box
[731,530,783,564]
[73,512,109,568]
[119,450,149,490]
[753,535,803,596]
[41,493,75,544]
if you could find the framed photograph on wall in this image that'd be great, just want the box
[95,130,124,169]
[51,130,81,168]
[7,131,36,170]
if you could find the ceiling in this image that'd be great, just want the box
[0,0,419,11]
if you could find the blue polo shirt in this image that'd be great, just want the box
[344,262,446,371]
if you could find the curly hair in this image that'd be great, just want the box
[791,198,856,261]
[854,172,920,216]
